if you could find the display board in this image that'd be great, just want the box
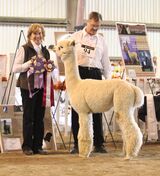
[0,105,57,153]
[0,105,22,152]
[116,22,155,77]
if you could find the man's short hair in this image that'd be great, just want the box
[88,11,102,21]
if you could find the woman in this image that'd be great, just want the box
[13,23,50,155]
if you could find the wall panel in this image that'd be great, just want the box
[99,28,121,57]
[0,0,160,58]
[0,25,160,60]
[0,25,66,54]
[85,0,160,24]
[0,0,66,18]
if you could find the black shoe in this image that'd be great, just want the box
[34,149,48,155]
[23,149,33,155]
[70,146,79,154]
[93,145,107,153]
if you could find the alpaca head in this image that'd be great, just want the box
[53,39,75,61]
[123,42,129,52]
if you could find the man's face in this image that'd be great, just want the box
[86,19,101,35]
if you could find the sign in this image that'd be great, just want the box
[116,23,154,72]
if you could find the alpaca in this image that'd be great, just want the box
[54,39,144,159]
[3,120,11,134]
[123,42,139,65]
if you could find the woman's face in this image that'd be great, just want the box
[30,28,43,45]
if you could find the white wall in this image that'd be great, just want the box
[0,0,160,59]
[85,0,160,24]
[0,25,66,54]
[0,0,66,18]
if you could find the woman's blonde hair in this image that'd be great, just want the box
[27,23,45,41]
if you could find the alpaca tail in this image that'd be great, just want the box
[133,85,144,108]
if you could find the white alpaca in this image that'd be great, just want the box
[54,39,144,159]
[123,42,139,64]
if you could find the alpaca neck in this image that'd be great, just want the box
[125,50,130,58]
[63,51,80,89]
[128,50,131,55]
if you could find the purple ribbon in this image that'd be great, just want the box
[27,56,46,98]
[27,56,55,98]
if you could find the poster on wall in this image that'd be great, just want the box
[110,57,126,79]
[0,118,12,136]
[116,23,154,73]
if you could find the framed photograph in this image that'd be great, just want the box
[110,57,126,79]
[0,118,12,136]
[128,69,137,79]
[0,136,21,153]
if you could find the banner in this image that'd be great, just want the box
[116,23,153,72]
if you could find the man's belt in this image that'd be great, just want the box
[79,66,100,72]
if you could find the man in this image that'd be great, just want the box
[70,11,112,154]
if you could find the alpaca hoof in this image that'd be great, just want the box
[132,153,138,157]
[78,140,92,158]
[79,153,89,158]
[124,156,132,160]
[118,152,125,157]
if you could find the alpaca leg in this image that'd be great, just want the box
[116,112,142,160]
[123,120,143,160]
[121,132,126,156]
[131,122,143,157]
[78,113,93,157]
[114,112,126,156]
[119,124,133,160]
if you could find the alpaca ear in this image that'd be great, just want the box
[52,47,56,52]
[69,39,75,46]
[52,46,57,52]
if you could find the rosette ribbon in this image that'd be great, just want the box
[27,56,55,107]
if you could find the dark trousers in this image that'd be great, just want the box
[20,88,45,152]
[71,66,105,147]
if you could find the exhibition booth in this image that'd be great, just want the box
[0,22,160,153]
